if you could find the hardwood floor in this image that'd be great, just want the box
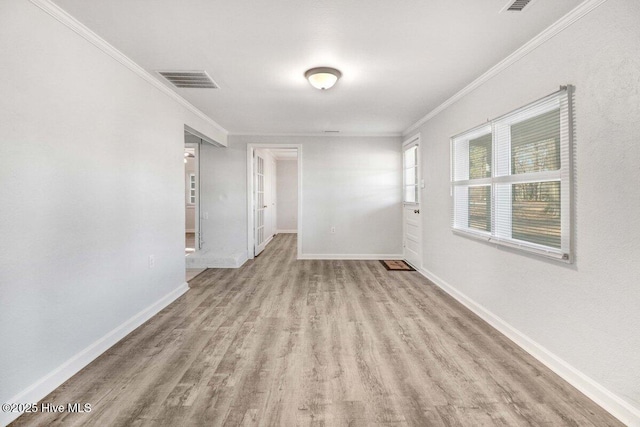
[186,268,206,282]
[186,232,196,255]
[13,234,621,426]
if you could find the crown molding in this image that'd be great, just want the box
[29,0,228,136]
[230,131,402,138]
[402,0,609,136]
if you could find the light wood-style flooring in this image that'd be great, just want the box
[13,234,621,426]
[186,268,206,282]
[186,232,196,255]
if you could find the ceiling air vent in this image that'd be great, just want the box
[502,0,533,12]
[157,71,218,89]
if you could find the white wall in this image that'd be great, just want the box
[196,141,248,262]
[412,0,640,419]
[276,159,298,232]
[0,0,225,418]
[199,135,402,260]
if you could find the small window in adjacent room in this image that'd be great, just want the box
[189,173,196,204]
[451,86,573,261]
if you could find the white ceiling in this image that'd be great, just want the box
[53,0,583,135]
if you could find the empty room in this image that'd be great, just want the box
[1,0,639,426]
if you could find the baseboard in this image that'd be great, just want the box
[234,252,249,268]
[276,229,297,234]
[1,282,189,427]
[418,266,640,426]
[298,253,404,260]
[185,249,248,268]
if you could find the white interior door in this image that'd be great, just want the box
[263,154,273,243]
[271,158,277,235]
[254,152,267,256]
[403,138,422,268]
[185,141,201,252]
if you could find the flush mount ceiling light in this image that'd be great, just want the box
[304,67,342,90]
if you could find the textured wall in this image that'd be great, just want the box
[199,135,402,259]
[0,0,223,407]
[413,0,640,411]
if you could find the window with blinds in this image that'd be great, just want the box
[451,87,573,261]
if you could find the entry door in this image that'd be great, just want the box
[254,153,267,256]
[403,139,422,269]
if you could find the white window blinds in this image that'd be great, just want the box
[451,86,573,261]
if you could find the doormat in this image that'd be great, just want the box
[379,260,415,271]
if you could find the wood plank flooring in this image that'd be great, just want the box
[186,268,206,282]
[12,234,621,426]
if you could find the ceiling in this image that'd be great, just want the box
[268,149,298,160]
[53,0,583,135]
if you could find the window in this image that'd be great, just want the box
[451,87,573,261]
[189,173,196,204]
[403,142,419,203]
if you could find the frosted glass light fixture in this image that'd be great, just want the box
[304,67,342,90]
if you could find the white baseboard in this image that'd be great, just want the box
[186,250,248,268]
[298,253,404,260]
[1,282,189,427]
[276,229,297,234]
[418,266,640,427]
[234,252,249,268]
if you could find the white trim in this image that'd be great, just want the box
[28,0,228,142]
[185,250,248,268]
[402,134,420,148]
[235,253,249,268]
[417,266,640,426]
[184,125,224,147]
[1,283,189,427]
[277,229,298,234]
[232,132,401,138]
[298,253,404,260]
[402,0,609,136]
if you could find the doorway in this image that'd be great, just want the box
[247,144,301,259]
[403,135,422,269]
[184,141,200,255]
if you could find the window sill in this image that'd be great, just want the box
[452,228,571,263]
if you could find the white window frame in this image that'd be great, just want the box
[451,86,574,262]
[188,173,196,205]
[403,138,420,205]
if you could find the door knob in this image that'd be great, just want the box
[414,209,420,214]
[263,205,268,208]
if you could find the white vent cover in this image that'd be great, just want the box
[157,71,218,89]
[502,0,534,12]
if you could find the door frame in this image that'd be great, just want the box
[402,134,422,269]
[185,140,201,251]
[253,149,269,256]
[246,143,302,260]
